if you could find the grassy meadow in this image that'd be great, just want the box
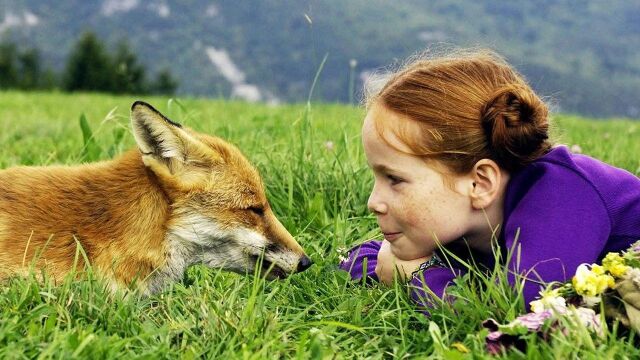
[0,91,639,359]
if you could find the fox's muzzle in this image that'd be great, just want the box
[297,255,313,273]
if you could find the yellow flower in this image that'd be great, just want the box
[603,252,624,264]
[572,264,615,297]
[451,342,470,353]
[591,264,604,275]
[602,252,629,278]
[609,264,630,278]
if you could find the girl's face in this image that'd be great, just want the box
[362,104,475,260]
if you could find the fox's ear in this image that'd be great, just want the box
[130,101,186,161]
[130,101,221,189]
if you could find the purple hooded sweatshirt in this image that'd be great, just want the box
[339,146,640,309]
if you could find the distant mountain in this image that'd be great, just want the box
[1,0,639,117]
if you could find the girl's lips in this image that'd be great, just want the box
[383,232,402,242]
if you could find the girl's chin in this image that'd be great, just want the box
[390,244,426,261]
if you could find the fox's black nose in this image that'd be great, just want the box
[297,256,313,273]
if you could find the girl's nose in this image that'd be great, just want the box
[367,189,388,214]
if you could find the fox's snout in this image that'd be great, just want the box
[297,255,313,272]
[257,210,313,276]
[242,210,313,279]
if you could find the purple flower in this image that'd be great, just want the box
[483,319,528,355]
[483,311,554,354]
[486,333,513,355]
[515,310,553,331]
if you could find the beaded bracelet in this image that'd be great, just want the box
[410,252,446,281]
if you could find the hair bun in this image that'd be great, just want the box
[480,84,550,171]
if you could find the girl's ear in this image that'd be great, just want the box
[469,159,504,210]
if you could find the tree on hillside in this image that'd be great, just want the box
[17,49,42,90]
[112,40,147,94]
[152,68,178,95]
[63,31,113,92]
[0,41,18,89]
[3,32,175,96]
[0,40,55,90]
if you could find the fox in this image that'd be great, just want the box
[0,101,312,294]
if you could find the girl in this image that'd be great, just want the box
[339,49,640,309]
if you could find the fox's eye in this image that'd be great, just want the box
[248,206,265,216]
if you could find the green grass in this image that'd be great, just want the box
[0,90,639,359]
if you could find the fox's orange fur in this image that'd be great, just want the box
[0,101,311,293]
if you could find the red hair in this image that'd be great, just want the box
[366,50,552,173]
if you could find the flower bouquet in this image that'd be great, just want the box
[483,240,640,354]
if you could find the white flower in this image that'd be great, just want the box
[324,141,335,151]
[570,307,604,337]
[337,247,348,263]
[530,288,567,314]
[582,295,602,307]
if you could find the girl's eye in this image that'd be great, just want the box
[387,174,403,185]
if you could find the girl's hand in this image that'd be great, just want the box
[375,240,431,285]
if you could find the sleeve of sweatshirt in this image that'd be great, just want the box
[338,240,463,307]
[503,163,611,307]
[338,240,382,282]
[407,266,464,308]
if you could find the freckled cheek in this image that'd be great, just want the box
[400,201,431,228]
[400,194,452,232]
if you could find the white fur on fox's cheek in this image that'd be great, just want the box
[164,213,297,272]
[228,227,268,250]
[170,213,233,247]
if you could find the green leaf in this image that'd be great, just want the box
[107,127,125,157]
[79,113,102,161]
